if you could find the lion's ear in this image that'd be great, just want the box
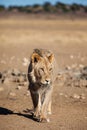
[48,54,54,63]
[31,53,41,63]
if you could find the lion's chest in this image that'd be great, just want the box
[29,83,51,93]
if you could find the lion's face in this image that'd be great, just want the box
[30,52,54,85]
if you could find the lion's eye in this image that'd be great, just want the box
[40,68,44,72]
[49,68,52,71]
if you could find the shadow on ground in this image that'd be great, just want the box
[0,107,38,122]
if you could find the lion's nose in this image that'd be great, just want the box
[45,79,50,85]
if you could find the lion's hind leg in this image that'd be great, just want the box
[47,100,52,115]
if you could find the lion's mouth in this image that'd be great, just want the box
[38,81,52,87]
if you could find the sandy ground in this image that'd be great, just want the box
[0,15,87,130]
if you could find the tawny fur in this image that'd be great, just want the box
[28,49,56,122]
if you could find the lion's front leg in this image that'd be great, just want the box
[33,93,41,118]
[39,88,52,122]
[30,90,41,117]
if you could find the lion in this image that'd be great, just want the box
[28,49,56,122]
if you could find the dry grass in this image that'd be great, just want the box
[0,18,87,46]
[0,17,87,70]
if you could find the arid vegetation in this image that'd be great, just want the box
[0,2,87,14]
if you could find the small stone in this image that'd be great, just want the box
[26,91,30,96]
[79,64,84,68]
[81,96,85,100]
[11,69,21,76]
[13,110,18,113]
[18,76,25,82]
[24,81,28,86]
[80,93,86,100]
[18,83,24,86]
[16,85,22,90]
[9,92,16,97]
[23,57,29,63]
[22,58,29,66]
[65,66,71,70]
[47,118,50,122]
[3,77,10,84]
[73,94,80,99]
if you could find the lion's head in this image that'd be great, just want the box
[28,49,55,86]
